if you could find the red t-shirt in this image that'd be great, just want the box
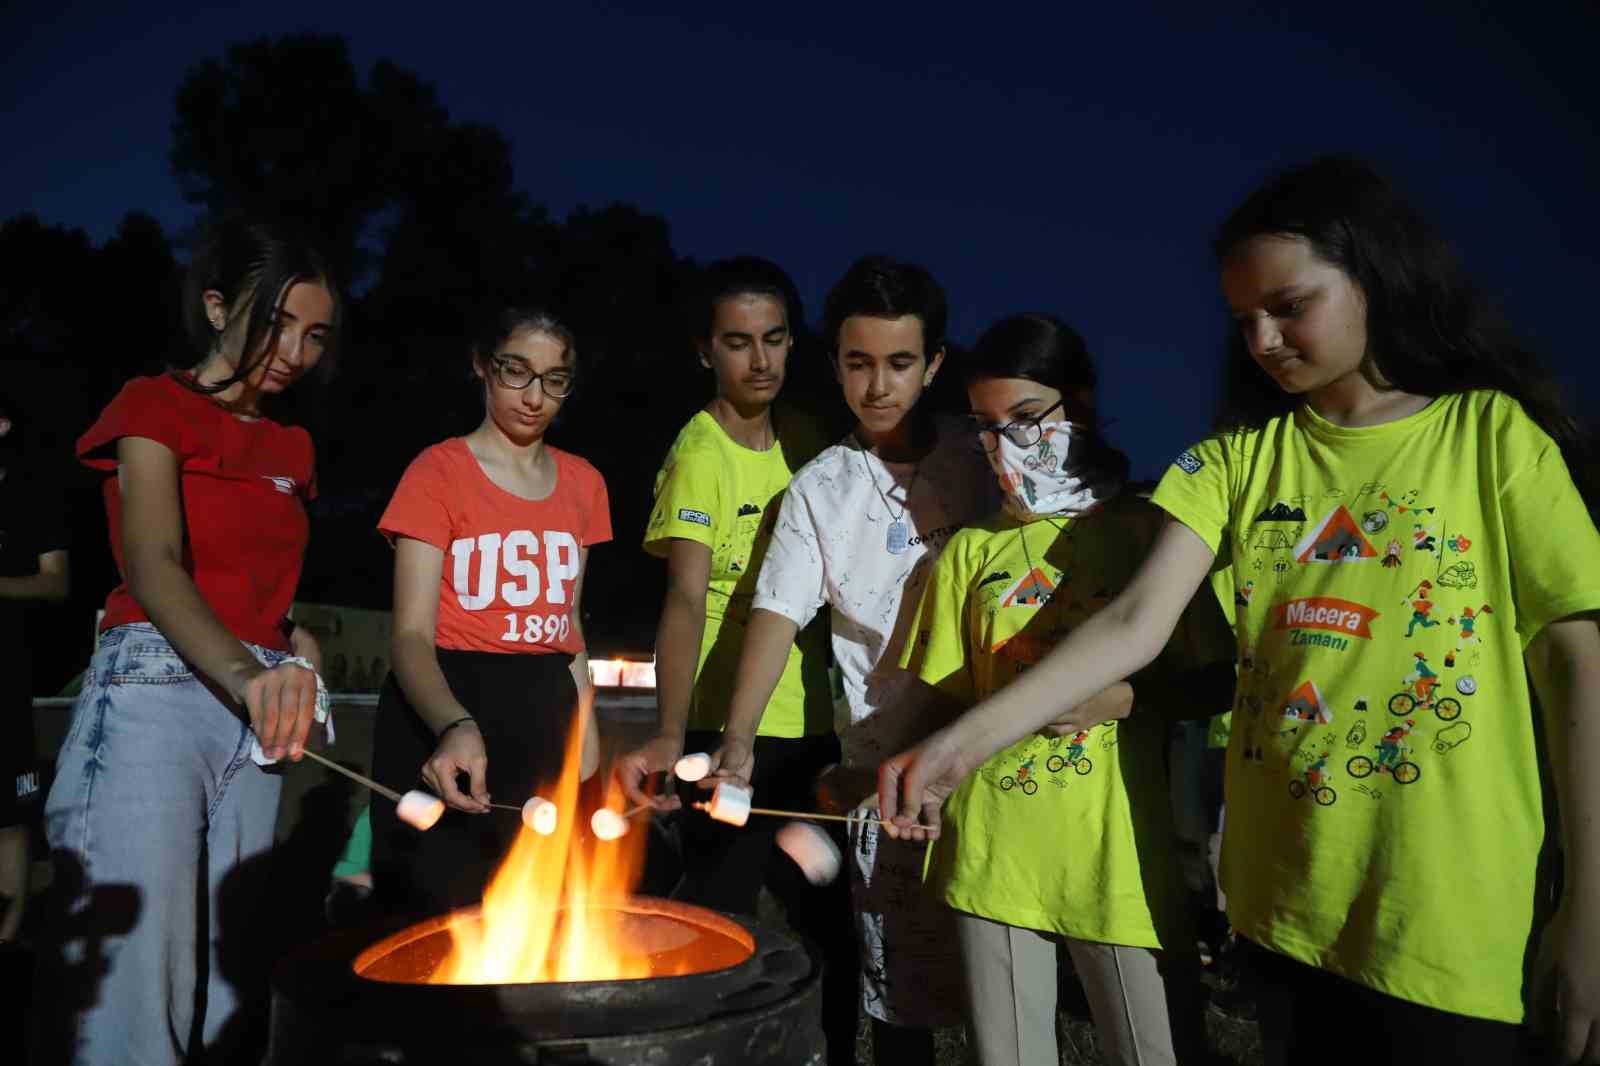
[379,438,612,655]
[78,373,316,652]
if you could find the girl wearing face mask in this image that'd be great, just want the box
[896,313,1234,1066]
[370,307,610,915]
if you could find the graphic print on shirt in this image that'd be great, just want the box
[1044,729,1098,777]
[1288,747,1338,806]
[1247,501,1305,582]
[1275,594,1380,653]
[985,724,1111,798]
[1000,567,1056,608]
[1294,505,1378,563]
[1242,477,1495,809]
[450,528,582,646]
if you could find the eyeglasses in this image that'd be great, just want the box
[490,357,574,398]
[973,399,1065,452]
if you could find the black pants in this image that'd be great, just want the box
[1242,937,1544,1066]
[675,730,857,1066]
[370,649,577,916]
[0,684,39,829]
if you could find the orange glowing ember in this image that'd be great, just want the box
[426,713,656,984]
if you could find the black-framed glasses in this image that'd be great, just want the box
[490,357,574,398]
[973,399,1065,452]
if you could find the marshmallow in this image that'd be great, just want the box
[522,797,558,836]
[704,781,752,827]
[396,790,445,831]
[674,752,713,782]
[590,808,629,841]
[776,821,842,886]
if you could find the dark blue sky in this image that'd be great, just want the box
[4,1,1597,477]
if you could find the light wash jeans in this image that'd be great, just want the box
[39,623,286,1066]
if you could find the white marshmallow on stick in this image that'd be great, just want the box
[674,752,713,782]
[702,781,752,827]
[397,790,446,831]
[299,748,444,834]
[522,797,558,836]
[776,821,842,885]
[590,807,629,841]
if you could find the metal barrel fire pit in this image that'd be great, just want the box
[266,896,823,1065]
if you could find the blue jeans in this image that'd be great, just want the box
[39,624,286,1066]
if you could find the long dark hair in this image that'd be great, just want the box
[181,216,342,397]
[1214,156,1596,511]
[964,313,1130,483]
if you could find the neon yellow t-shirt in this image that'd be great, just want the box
[901,494,1232,947]
[1152,390,1600,1022]
[644,409,832,738]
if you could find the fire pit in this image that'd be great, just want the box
[268,722,823,1064]
[266,897,822,1065]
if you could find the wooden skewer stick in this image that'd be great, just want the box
[487,802,525,813]
[749,805,888,826]
[692,801,888,827]
[301,748,402,804]
[622,803,653,820]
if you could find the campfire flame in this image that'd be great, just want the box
[426,711,653,984]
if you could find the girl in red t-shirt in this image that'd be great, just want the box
[41,219,339,1066]
[371,307,612,913]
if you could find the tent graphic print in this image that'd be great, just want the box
[1001,567,1056,607]
[1281,679,1332,724]
[1293,505,1377,564]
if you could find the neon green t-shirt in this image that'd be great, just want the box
[644,409,832,738]
[901,494,1232,947]
[1152,390,1600,1022]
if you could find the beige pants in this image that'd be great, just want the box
[957,912,1205,1066]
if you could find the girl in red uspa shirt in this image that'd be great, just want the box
[371,307,612,912]
[40,219,338,1066]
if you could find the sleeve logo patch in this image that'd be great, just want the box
[677,508,712,527]
[1174,450,1204,475]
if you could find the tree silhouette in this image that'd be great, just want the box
[12,31,861,668]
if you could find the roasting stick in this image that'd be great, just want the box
[299,750,554,825]
[299,749,448,831]
[691,799,889,827]
[749,805,888,826]
[300,748,401,802]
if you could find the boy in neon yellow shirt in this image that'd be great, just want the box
[616,257,848,1063]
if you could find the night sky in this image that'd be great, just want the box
[4,0,1597,478]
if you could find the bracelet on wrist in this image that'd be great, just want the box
[437,715,476,738]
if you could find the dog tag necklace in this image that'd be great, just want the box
[860,446,921,555]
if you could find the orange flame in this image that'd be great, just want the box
[426,710,652,983]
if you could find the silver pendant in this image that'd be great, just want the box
[886,520,909,554]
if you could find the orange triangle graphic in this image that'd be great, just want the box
[1001,567,1056,608]
[1294,505,1378,564]
[1281,679,1331,723]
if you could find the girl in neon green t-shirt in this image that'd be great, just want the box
[900,312,1235,1066]
[882,157,1600,1066]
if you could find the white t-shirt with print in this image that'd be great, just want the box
[753,418,997,767]
[752,416,995,1027]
